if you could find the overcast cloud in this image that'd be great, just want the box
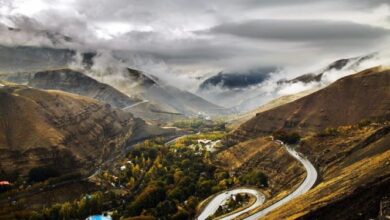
[0,0,390,86]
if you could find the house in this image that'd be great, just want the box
[0,181,10,186]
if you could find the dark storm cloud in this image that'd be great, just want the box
[206,19,390,42]
[1,0,389,81]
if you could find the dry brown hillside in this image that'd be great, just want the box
[0,82,171,179]
[215,67,390,219]
[264,121,390,219]
[228,67,390,144]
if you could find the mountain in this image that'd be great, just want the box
[0,45,74,72]
[217,66,389,219]
[226,88,320,130]
[0,45,98,73]
[28,68,141,108]
[0,45,226,118]
[0,82,171,180]
[278,54,374,84]
[1,68,186,124]
[117,68,227,116]
[198,54,378,112]
[228,66,390,143]
[199,68,274,90]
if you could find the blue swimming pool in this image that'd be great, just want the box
[86,215,112,220]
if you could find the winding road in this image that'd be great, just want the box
[197,140,318,220]
[197,188,265,220]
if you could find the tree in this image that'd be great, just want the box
[126,185,166,216]
[59,202,72,219]
[240,170,268,187]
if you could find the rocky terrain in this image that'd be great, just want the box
[0,82,171,179]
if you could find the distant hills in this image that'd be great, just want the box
[197,54,379,113]
[278,54,374,84]
[199,68,274,90]
[0,44,228,121]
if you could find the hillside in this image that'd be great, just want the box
[1,69,186,124]
[115,68,227,116]
[29,68,140,108]
[214,66,390,219]
[263,121,390,219]
[0,82,171,179]
[226,88,320,130]
[228,66,390,143]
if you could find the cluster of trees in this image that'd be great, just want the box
[171,132,225,148]
[173,119,226,132]
[26,136,270,220]
[29,192,120,220]
[273,130,301,145]
[239,170,268,187]
[108,140,235,219]
[213,193,251,218]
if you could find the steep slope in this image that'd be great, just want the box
[263,122,390,220]
[215,67,390,219]
[226,88,320,130]
[1,69,185,124]
[229,67,390,143]
[0,82,170,179]
[117,68,227,116]
[278,54,374,84]
[28,68,140,108]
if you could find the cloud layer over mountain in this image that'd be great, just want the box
[0,0,389,93]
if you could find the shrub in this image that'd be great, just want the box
[239,170,268,187]
[316,127,340,137]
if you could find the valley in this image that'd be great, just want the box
[0,4,389,219]
[0,65,388,220]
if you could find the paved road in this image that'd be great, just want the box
[122,100,149,111]
[243,142,317,219]
[197,188,265,220]
[197,140,318,220]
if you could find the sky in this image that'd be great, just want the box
[0,0,390,82]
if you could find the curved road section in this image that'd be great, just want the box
[197,141,317,220]
[197,188,265,220]
[244,143,317,220]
